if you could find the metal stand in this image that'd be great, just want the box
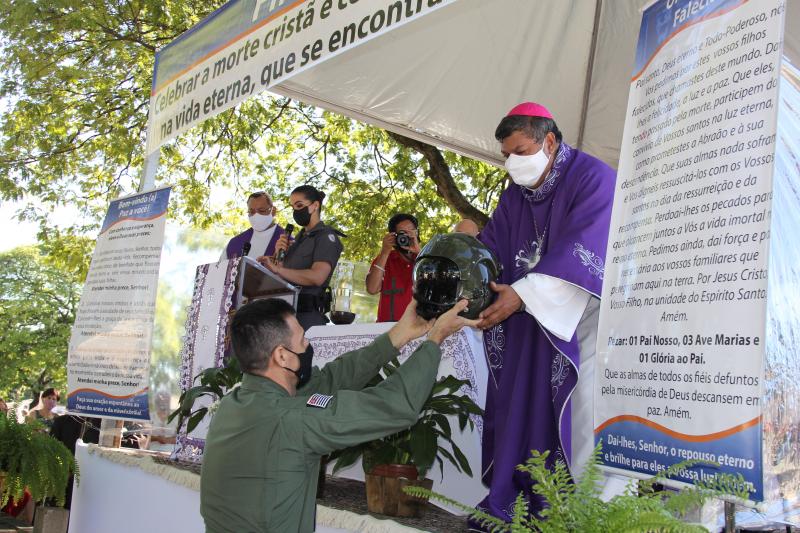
[724,500,736,533]
[99,419,123,448]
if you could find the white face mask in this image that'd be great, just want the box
[249,213,274,232]
[504,141,550,188]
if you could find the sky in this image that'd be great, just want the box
[0,196,94,253]
[0,200,39,252]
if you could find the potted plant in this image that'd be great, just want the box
[329,363,484,518]
[0,412,77,509]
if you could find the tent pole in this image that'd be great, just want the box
[138,151,160,192]
[576,0,603,150]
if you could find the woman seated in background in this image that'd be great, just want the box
[26,387,59,430]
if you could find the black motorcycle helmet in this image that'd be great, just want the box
[413,233,502,320]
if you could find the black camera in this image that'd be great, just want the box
[395,231,412,248]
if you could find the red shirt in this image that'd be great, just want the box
[373,249,415,322]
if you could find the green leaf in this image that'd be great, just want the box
[408,422,437,475]
[431,375,470,395]
[429,413,452,439]
[330,445,365,475]
[435,446,458,477]
[186,407,208,434]
[450,442,473,477]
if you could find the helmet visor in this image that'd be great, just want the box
[413,257,461,318]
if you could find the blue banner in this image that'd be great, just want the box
[153,0,300,92]
[633,0,744,78]
[100,188,172,234]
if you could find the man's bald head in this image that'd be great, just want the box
[453,219,480,237]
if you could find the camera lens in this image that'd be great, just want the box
[396,232,411,247]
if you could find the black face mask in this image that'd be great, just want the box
[292,206,312,227]
[283,344,314,388]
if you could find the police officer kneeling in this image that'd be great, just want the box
[200,297,477,533]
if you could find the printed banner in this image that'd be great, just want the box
[595,0,785,501]
[67,187,172,420]
[145,0,456,155]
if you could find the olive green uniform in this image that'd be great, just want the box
[200,333,442,533]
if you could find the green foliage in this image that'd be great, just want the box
[405,444,750,533]
[329,362,483,479]
[0,246,81,400]
[0,0,504,271]
[168,358,242,435]
[150,281,185,389]
[0,413,77,507]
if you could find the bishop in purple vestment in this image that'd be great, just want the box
[475,103,616,521]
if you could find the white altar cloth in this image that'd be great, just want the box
[307,323,489,512]
[69,442,421,533]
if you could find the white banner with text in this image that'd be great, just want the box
[145,0,455,155]
[67,187,171,421]
[595,0,785,501]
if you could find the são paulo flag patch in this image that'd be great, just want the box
[306,393,334,409]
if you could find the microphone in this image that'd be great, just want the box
[242,241,251,257]
[277,224,294,262]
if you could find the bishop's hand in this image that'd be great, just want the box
[476,282,523,330]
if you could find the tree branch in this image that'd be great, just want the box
[387,132,489,227]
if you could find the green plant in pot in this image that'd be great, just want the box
[329,362,484,518]
[0,413,77,508]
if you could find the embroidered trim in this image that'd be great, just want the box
[521,143,572,202]
[573,242,604,280]
[484,323,505,377]
[178,265,208,393]
[551,351,571,395]
[214,258,240,367]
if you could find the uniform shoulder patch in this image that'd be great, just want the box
[307,393,334,409]
[328,234,335,242]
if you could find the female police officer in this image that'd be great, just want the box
[259,185,343,330]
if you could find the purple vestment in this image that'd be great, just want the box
[477,143,615,520]
[225,226,285,259]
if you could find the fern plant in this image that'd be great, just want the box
[0,413,77,507]
[405,444,749,532]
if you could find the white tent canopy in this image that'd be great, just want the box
[274,0,799,169]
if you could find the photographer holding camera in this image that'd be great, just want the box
[365,213,421,322]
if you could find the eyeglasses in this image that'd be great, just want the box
[247,206,273,216]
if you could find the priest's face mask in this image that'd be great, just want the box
[501,130,555,188]
[247,193,275,232]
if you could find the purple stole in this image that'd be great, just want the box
[477,143,615,520]
[225,226,285,260]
